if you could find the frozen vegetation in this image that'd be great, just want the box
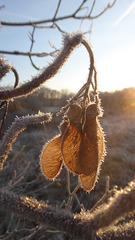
[0,86,135,240]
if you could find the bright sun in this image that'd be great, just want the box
[97,41,135,92]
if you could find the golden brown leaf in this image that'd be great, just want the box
[40,135,62,179]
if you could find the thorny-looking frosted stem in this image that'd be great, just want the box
[98,220,135,240]
[0,33,83,100]
[0,181,134,240]
[0,112,51,170]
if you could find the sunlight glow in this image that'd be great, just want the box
[97,42,135,92]
[46,41,135,93]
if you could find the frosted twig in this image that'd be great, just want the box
[98,220,135,240]
[90,176,110,213]
[4,161,30,191]
[19,226,47,240]
[0,112,51,170]
[10,145,25,165]
[77,180,135,231]
[0,57,12,80]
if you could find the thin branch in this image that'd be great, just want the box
[0,15,76,27]
[28,27,40,70]
[89,176,114,214]
[0,0,117,27]
[53,22,67,34]
[89,0,117,19]
[73,0,88,16]
[20,226,47,240]
[53,0,62,20]
[79,6,89,30]
[89,0,96,16]
[56,82,88,116]
[5,161,30,191]
[30,23,55,29]
[0,50,58,57]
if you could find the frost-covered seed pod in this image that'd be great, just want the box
[86,103,99,119]
[0,57,12,80]
[67,104,82,124]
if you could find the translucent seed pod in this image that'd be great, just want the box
[40,135,62,180]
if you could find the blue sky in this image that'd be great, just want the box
[0,0,135,93]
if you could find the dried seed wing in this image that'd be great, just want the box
[79,171,97,192]
[62,124,83,174]
[78,119,104,176]
[40,135,62,179]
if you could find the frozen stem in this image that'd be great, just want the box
[0,112,51,170]
[0,33,84,101]
[0,181,134,240]
[0,32,95,103]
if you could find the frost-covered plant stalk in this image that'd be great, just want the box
[0,180,135,239]
[0,112,51,169]
[0,57,12,80]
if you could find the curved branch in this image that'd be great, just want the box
[28,27,40,70]
[77,180,135,230]
[98,220,135,240]
[0,33,84,101]
[0,57,12,80]
[11,66,19,88]
[0,112,51,170]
